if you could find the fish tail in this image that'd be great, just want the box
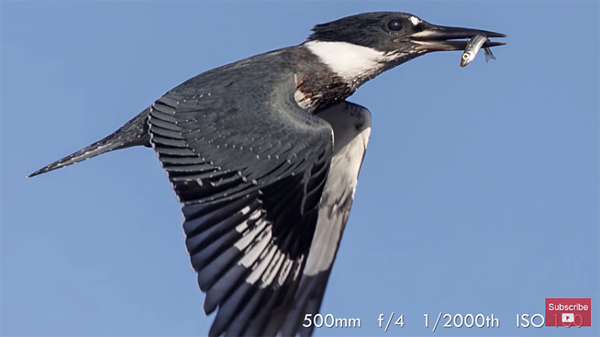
[483,47,496,62]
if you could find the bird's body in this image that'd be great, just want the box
[29,12,504,336]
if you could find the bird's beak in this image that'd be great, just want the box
[408,23,506,52]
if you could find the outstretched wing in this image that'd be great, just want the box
[286,102,372,336]
[148,57,336,336]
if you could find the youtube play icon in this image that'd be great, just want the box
[545,298,591,327]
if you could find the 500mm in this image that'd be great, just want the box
[303,314,361,328]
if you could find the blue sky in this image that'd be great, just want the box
[1,1,598,336]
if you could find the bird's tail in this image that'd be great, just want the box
[27,108,151,178]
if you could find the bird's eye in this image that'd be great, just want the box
[387,19,403,31]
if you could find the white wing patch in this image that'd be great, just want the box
[234,217,268,253]
[231,208,298,287]
[260,249,286,288]
[303,102,372,276]
[246,244,277,285]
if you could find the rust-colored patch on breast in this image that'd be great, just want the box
[293,46,356,112]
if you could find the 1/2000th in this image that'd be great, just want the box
[303,314,362,328]
[425,313,500,329]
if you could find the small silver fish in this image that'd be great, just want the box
[460,35,496,67]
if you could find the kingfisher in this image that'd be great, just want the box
[29,12,505,337]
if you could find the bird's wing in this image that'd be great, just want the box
[280,101,372,336]
[148,66,337,336]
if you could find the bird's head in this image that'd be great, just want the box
[303,12,506,86]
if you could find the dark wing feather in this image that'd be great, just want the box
[147,51,335,336]
[284,102,372,336]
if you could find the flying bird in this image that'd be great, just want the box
[29,12,505,337]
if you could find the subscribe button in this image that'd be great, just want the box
[545,298,591,327]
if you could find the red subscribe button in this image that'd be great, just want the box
[545,298,591,327]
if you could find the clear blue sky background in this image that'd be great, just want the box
[1,1,598,336]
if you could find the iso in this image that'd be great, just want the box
[516,314,544,328]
